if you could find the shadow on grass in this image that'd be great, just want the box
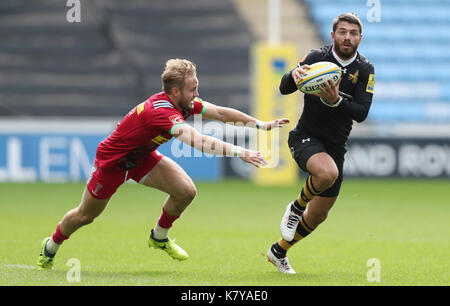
[249,271,369,286]
[49,269,208,285]
[3,264,368,286]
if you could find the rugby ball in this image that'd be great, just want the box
[296,61,342,95]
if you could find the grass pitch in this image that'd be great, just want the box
[0,179,449,286]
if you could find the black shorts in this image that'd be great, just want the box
[288,128,346,197]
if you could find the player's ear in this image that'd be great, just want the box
[169,86,180,97]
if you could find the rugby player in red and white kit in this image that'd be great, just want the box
[37,59,289,269]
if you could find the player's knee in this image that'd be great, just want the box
[184,185,197,203]
[316,168,338,189]
[174,184,197,204]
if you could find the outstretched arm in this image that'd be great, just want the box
[171,124,267,168]
[201,102,289,130]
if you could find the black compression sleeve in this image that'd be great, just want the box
[279,70,298,95]
[338,98,370,123]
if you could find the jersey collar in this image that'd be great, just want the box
[332,46,357,67]
[160,92,176,107]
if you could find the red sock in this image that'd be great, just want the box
[52,223,70,244]
[157,208,179,229]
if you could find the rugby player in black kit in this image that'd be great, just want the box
[267,13,375,274]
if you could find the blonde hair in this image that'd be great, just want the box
[161,59,197,94]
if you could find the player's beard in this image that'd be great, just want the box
[334,40,358,60]
[179,93,194,113]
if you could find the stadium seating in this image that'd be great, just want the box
[0,0,252,117]
[302,0,450,123]
[2,0,448,122]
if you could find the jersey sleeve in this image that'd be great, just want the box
[150,108,187,135]
[279,49,322,95]
[338,63,375,123]
[191,97,207,115]
[299,49,322,66]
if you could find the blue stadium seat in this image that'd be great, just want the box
[369,100,450,123]
[301,0,450,123]
[362,25,450,43]
[358,43,450,63]
[375,63,450,82]
[317,24,450,43]
[307,3,450,24]
[303,0,448,4]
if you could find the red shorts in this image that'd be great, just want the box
[87,150,164,199]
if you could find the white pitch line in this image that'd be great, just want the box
[3,264,36,270]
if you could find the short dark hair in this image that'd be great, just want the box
[333,13,362,34]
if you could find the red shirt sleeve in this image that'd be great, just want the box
[150,107,186,135]
[191,97,207,115]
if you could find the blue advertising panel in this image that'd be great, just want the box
[0,121,222,182]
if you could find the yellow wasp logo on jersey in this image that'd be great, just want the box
[348,70,359,84]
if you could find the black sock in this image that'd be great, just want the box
[43,244,55,258]
[290,200,305,215]
[296,215,314,238]
[270,242,287,259]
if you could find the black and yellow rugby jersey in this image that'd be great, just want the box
[280,44,375,145]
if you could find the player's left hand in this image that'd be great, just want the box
[314,78,341,105]
[260,118,290,130]
[240,149,268,168]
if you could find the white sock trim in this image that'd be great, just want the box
[45,237,60,254]
[152,224,169,240]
